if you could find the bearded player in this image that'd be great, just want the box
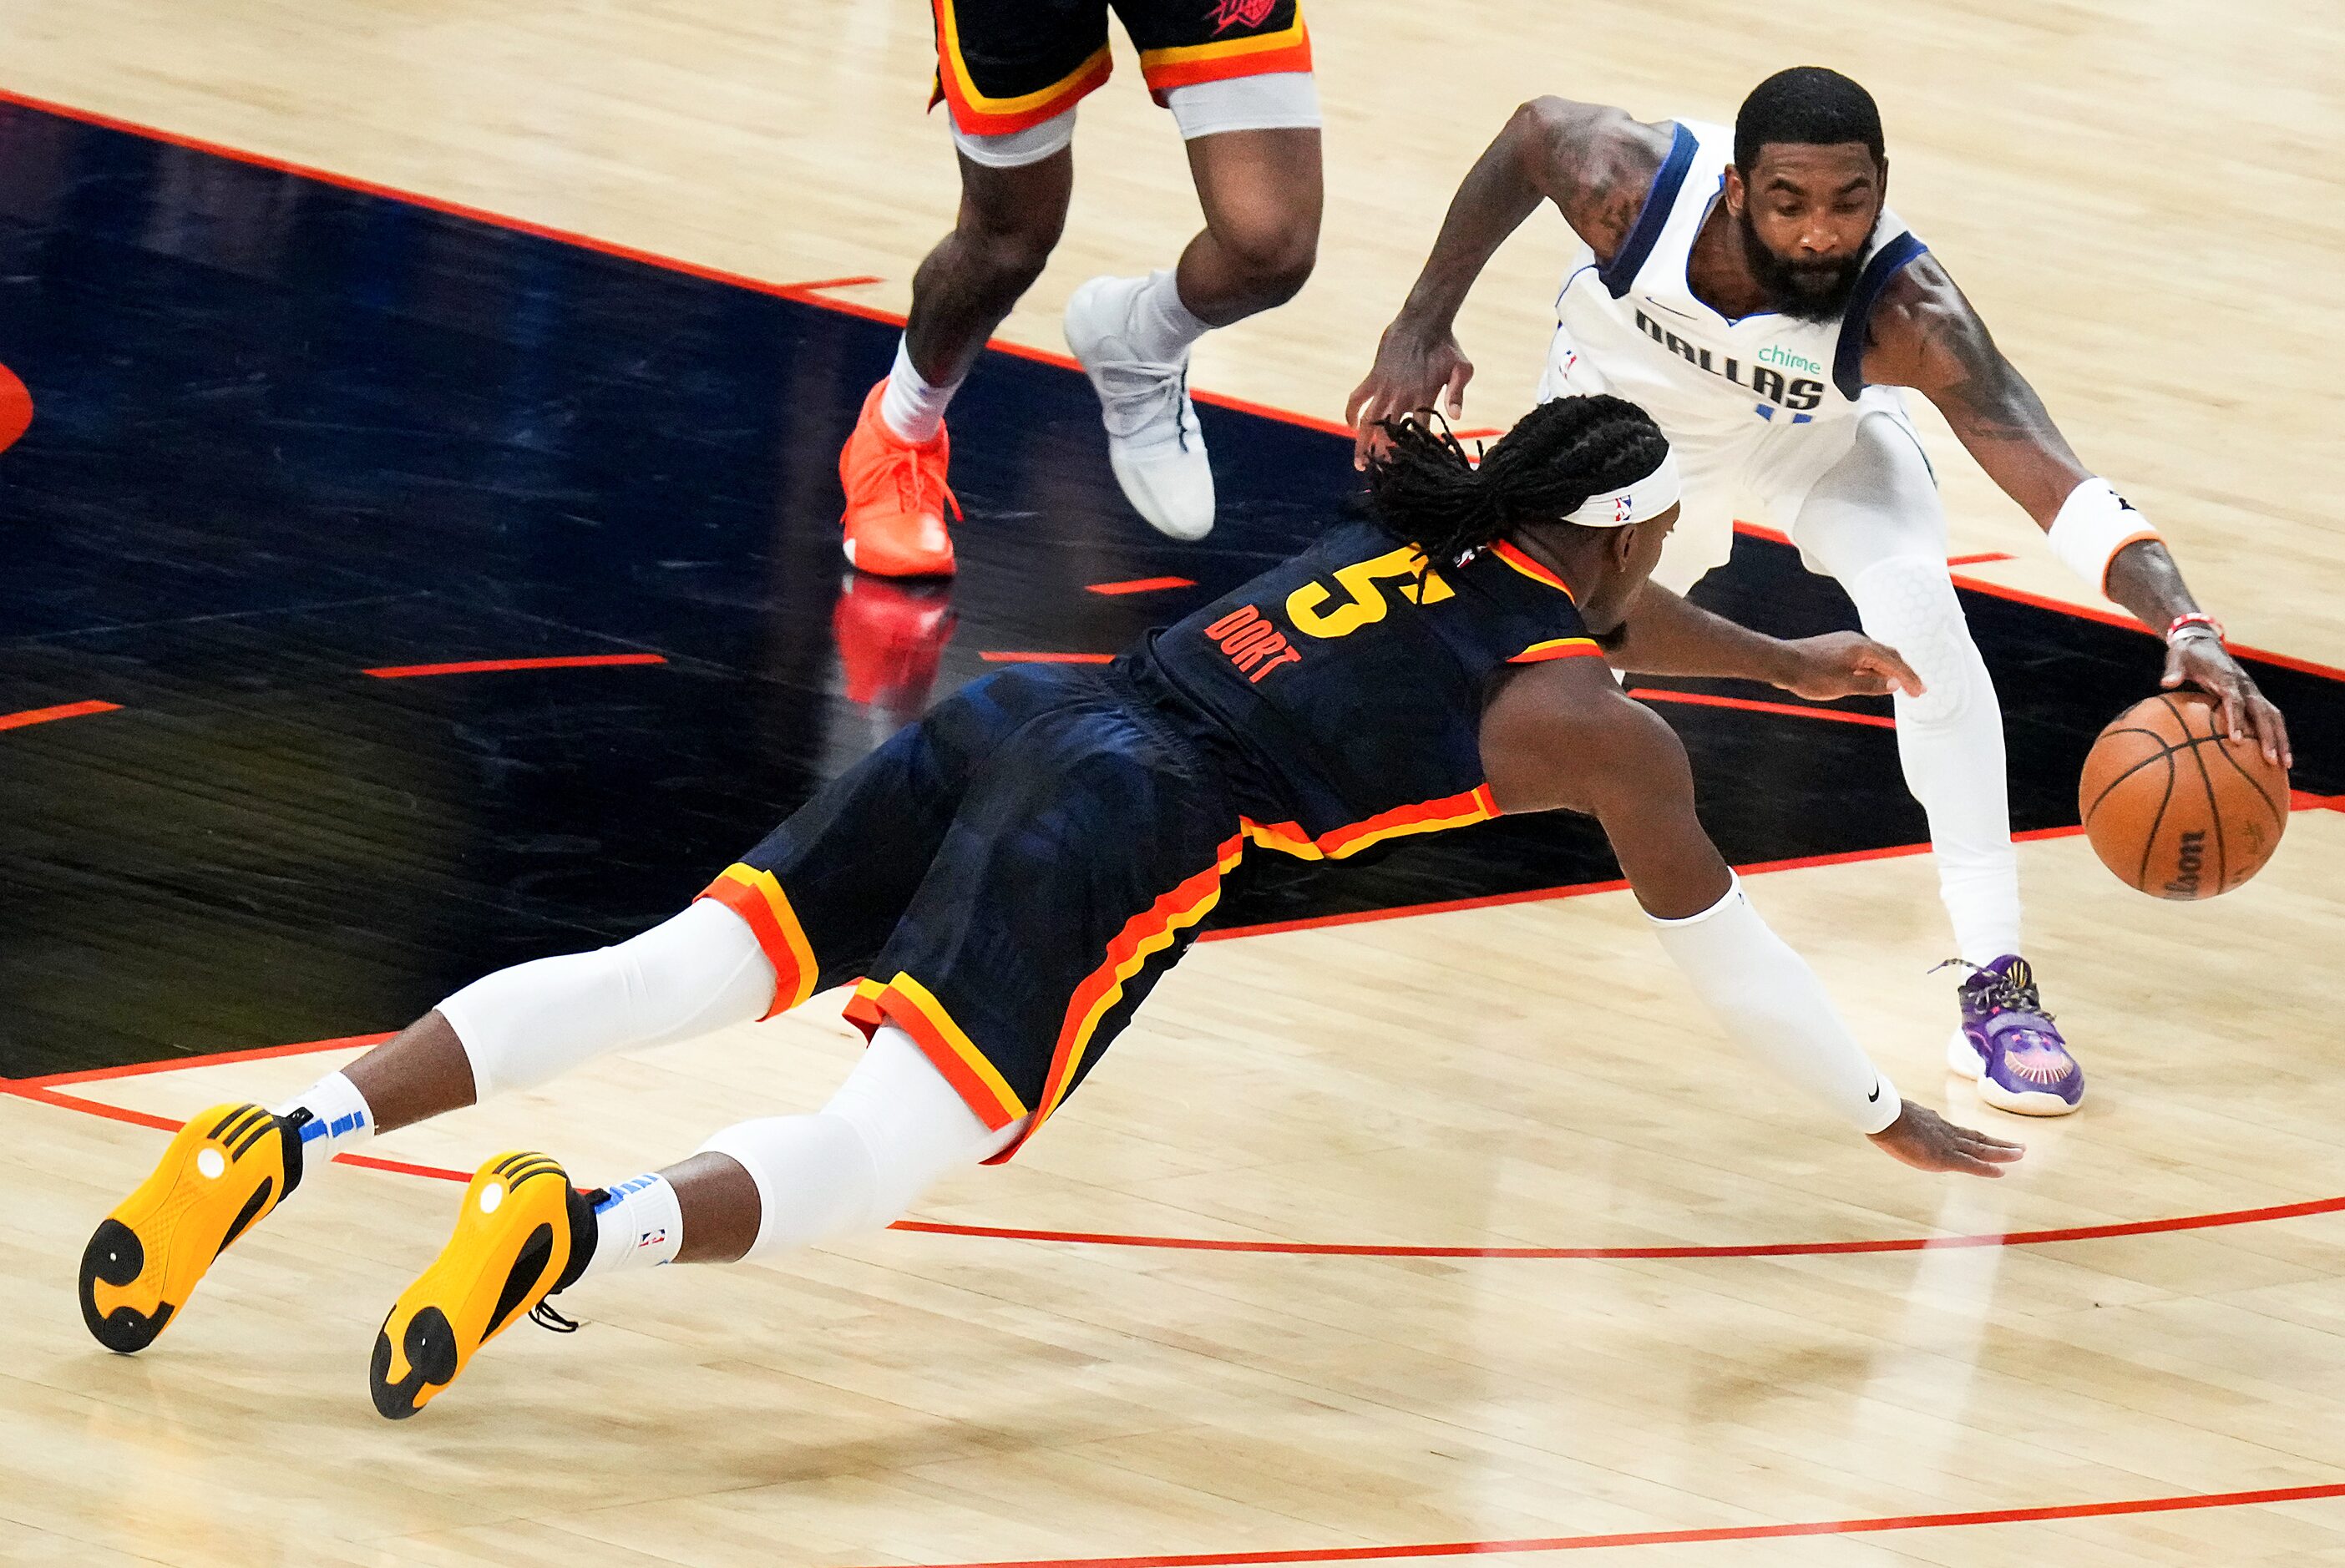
[80,397,2020,1419]
[1348,67,2291,1116]
[834,0,1322,577]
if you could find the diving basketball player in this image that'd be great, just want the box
[1347,68,2292,1116]
[834,0,1322,576]
[79,397,2022,1419]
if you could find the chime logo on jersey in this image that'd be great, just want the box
[1633,308,1825,412]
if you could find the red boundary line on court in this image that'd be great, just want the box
[0,698,123,731]
[362,653,666,679]
[980,651,1117,664]
[1088,576,1198,596]
[1626,687,1896,729]
[0,86,1355,439]
[859,1479,2345,1568]
[1946,550,2014,565]
[1,82,2334,672]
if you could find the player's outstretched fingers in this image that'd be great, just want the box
[1869,1102,2025,1177]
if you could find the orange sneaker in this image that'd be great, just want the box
[838,381,960,578]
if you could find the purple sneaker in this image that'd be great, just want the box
[1942,956,2083,1116]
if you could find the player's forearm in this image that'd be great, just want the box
[1601,585,1798,685]
[1390,109,1552,330]
[1647,876,1901,1134]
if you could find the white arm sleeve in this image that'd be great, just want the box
[1646,876,1902,1135]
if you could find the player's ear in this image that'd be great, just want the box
[1723,163,1746,215]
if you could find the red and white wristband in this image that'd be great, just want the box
[2166,611,2225,647]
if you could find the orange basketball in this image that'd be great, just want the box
[2079,691,2288,898]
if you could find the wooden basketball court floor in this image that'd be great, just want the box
[4,2,2345,1564]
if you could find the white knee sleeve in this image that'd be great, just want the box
[695,1026,1025,1258]
[1795,413,2019,964]
[437,899,777,1098]
[1844,555,1983,730]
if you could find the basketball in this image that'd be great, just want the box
[2078,691,2289,898]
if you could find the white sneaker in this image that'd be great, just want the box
[1063,276,1215,540]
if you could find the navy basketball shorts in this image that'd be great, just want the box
[697,664,1243,1163]
[929,0,1312,136]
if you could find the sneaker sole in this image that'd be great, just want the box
[370,1152,578,1419]
[79,1103,288,1353]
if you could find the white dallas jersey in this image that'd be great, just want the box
[1537,119,1929,584]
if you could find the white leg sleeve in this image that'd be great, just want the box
[1163,73,1321,139]
[1791,414,2022,964]
[436,899,778,1099]
[695,1025,1025,1258]
[1649,876,1901,1135]
[950,104,1076,169]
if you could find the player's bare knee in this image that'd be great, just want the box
[1209,208,1317,304]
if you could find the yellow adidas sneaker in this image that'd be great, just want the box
[369,1151,595,1419]
[79,1102,301,1353]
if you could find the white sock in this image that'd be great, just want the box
[270,1070,375,1171]
[1122,269,1210,364]
[879,337,959,444]
[581,1172,685,1278]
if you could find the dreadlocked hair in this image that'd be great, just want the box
[1364,395,1670,564]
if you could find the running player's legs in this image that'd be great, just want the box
[1786,410,2018,964]
[1061,0,1320,539]
[840,0,1096,574]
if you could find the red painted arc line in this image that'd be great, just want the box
[0,698,123,731]
[862,1479,2345,1568]
[1628,687,1897,729]
[362,653,666,679]
[1946,550,2016,565]
[1088,576,1199,596]
[979,651,1117,664]
[17,1065,2345,1260]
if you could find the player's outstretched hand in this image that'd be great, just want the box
[1867,1101,2025,1178]
[2162,633,2292,768]
[1345,322,1474,470]
[1775,632,1926,702]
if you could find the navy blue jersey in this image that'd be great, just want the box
[1127,519,1601,859]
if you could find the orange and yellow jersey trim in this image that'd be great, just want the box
[848,971,1032,1133]
[995,833,1247,1162]
[1137,14,1313,96]
[1508,635,1603,664]
[696,862,820,1019]
[1240,783,1498,862]
[1487,540,1576,599]
[928,0,1113,136]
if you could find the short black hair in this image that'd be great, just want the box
[1364,396,1668,565]
[1734,67,1884,172]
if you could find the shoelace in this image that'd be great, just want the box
[529,1300,580,1333]
[889,448,963,524]
[1090,357,1194,451]
[1930,959,2054,1020]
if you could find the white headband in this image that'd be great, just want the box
[1562,448,1682,529]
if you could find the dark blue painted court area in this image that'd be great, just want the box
[1,99,2338,1075]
